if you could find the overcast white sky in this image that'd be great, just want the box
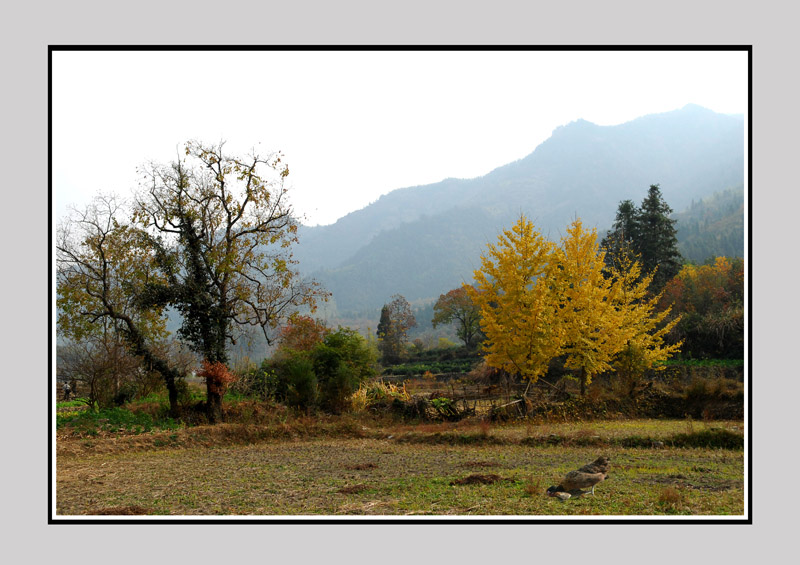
[52,49,748,227]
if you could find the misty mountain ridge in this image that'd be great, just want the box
[292,104,744,316]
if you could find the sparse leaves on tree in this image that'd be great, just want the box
[432,286,483,348]
[376,294,416,364]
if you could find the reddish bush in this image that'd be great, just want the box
[277,316,331,356]
[198,360,237,397]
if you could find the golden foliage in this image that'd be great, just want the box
[467,216,562,382]
[469,215,681,389]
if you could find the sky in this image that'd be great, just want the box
[52,49,748,227]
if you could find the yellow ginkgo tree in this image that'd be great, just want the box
[469,214,682,396]
[554,219,634,395]
[607,253,683,394]
[467,216,564,385]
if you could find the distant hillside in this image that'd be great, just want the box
[293,104,745,316]
[674,186,745,263]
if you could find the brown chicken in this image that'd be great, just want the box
[546,456,610,497]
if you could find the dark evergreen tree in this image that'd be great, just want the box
[602,186,683,293]
[636,184,683,291]
[376,305,392,355]
[601,199,638,274]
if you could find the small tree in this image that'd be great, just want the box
[608,254,683,389]
[276,315,331,357]
[376,294,416,364]
[57,334,143,409]
[432,286,483,348]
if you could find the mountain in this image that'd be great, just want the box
[294,104,745,316]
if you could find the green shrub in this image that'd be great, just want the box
[268,326,378,413]
[113,382,139,406]
[283,355,318,409]
[231,365,281,401]
[319,363,357,413]
[430,397,462,420]
[174,378,198,407]
[382,358,476,376]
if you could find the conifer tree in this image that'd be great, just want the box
[603,185,683,293]
[601,199,638,274]
[635,184,683,291]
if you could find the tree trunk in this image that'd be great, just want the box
[114,312,184,417]
[204,341,228,424]
[165,376,179,419]
[579,368,587,396]
[206,385,224,424]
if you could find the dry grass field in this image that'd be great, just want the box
[55,418,744,518]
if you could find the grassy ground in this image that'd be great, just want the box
[55,418,744,517]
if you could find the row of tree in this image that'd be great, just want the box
[659,257,744,359]
[58,142,743,417]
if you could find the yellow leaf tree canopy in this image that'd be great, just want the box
[57,195,184,415]
[467,216,562,383]
[468,215,681,394]
[554,219,633,393]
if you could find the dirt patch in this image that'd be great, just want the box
[450,474,505,486]
[345,463,378,470]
